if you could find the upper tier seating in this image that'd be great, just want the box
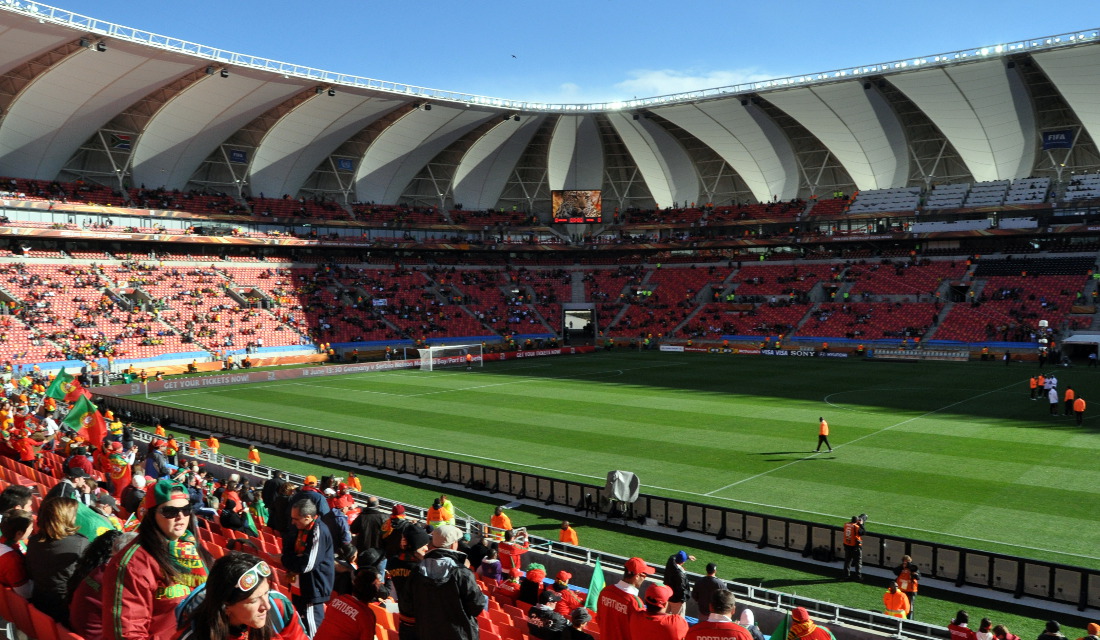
[963,180,1009,208]
[1005,177,1050,205]
[847,187,921,214]
[924,183,969,210]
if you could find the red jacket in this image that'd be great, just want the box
[313,594,378,640]
[686,620,755,640]
[103,538,208,640]
[596,582,643,640]
[629,612,689,640]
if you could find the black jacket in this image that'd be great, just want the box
[405,548,486,640]
[351,506,387,550]
[663,556,690,603]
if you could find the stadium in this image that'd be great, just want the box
[0,2,1098,640]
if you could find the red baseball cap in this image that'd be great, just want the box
[644,584,673,607]
[624,557,655,575]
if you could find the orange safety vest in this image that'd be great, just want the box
[819,420,829,436]
[248,449,261,463]
[207,436,219,450]
[1074,397,1086,412]
[1029,377,1037,389]
[1038,375,1045,387]
[883,590,910,618]
[843,521,862,546]
[1065,388,1075,402]
[896,567,918,593]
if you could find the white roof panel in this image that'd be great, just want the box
[0,42,193,179]
[249,93,402,198]
[131,70,304,190]
[355,105,495,204]
[548,115,602,191]
[766,82,908,190]
[607,112,698,208]
[888,61,1036,182]
[1034,46,1100,155]
[655,101,798,202]
[452,114,546,211]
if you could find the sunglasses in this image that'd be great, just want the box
[158,504,193,519]
[237,560,272,592]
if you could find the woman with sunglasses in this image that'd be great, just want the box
[103,479,213,640]
[176,551,308,640]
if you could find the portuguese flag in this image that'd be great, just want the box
[44,369,74,400]
[63,396,107,448]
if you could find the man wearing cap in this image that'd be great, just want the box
[389,524,430,638]
[597,557,652,640]
[565,608,596,640]
[1075,623,1100,640]
[527,589,569,639]
[93,493,124,530]
[46,466,93,506]
[288,475,331,526]
[281,498,335,637]
[784,607,836,640]
[685,590,752,640]
[663,549,696,617]
[551,570,584,617]
[381,504,413,559]
[628,584,689,640]
[405,524,486,640]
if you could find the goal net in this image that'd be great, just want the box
[417,344,483,372]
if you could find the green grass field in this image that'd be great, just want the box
[143,351,1100,570]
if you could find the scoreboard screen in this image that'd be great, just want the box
[552,190,602,223]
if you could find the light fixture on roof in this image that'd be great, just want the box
[95,41,107,52]
[328,88,336,97]
[205,66,216,75]
[220,68,229,78]
[315,87,324,95]
[79,37,92,48]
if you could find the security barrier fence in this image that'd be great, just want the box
[101,395,1099,613]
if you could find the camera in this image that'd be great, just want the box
[858,513,869,522]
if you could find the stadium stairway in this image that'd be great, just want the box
[920,301,954,341]
[570,276,585,303]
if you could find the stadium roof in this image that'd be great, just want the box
[3,1,1100,210]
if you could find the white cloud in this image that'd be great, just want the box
[613,67,777,99]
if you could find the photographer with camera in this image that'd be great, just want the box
[842,514,867,581]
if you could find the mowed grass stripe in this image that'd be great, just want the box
[145,353,1100,566]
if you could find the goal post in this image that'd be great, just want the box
[417,343,483,372]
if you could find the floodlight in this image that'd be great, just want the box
[513,115,519,121]
[327,88,336,96]
[220,68,229,78]
[95,41,107,52]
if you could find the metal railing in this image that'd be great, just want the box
[127,428,953,640]
[2,1,1097,112]
[102,394,1099,613]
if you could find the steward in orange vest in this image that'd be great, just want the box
[883,585,910,618]
[1073,396,1086,426]
[1029,376,1038,400]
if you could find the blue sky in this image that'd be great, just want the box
[50,0,1100,104]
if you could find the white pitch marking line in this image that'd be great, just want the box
[152,385,1100,563]
[704,379,1023,496]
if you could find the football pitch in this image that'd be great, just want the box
[144,352,1100,569]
